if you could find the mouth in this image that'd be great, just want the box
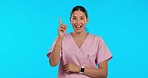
[74,25,83,30]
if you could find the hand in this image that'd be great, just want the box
[58,17,67,39]
[64,63,80,73]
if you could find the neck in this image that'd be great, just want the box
[72,31,87,38]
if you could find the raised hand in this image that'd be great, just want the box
[58,17,67,39]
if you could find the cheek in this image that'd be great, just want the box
[71,20,76,24]
[81,19,87,23]
[81,20,87,25]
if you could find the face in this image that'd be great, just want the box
[70,10,88,33]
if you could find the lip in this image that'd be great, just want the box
[74,25,82,30]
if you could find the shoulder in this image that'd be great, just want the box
[88,33,102,40]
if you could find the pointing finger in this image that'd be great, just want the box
[58,16,62,24]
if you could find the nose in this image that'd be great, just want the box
[76,19,80,25]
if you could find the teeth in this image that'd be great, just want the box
[75,25,82,30]
[75,26,82,28]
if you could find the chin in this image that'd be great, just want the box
[74,29,84,33]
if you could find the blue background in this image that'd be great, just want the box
[0,0,148,78]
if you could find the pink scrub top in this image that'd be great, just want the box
[47,33,112,78]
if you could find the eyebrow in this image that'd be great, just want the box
[72,16,76,17]
[80,16,85,18]
[72,15,85,18]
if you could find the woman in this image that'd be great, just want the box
[47,5,112,78]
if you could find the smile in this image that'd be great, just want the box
[74,25,82,30]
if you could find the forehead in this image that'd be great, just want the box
[72,10,85,17]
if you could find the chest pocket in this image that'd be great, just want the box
[84,54,96,68]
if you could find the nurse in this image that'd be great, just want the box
[47,5,112,78]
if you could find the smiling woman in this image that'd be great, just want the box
[47,5,112,78]
[0,0,148,78]
[70,6,88,34]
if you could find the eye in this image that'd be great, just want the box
[72,17,76,20]
[80,17,84,20]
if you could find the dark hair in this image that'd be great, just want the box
[70,5,88,19]
[70,5,89,33]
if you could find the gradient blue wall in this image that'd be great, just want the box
[0,0,148,78]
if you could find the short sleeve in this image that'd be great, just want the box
[46,38,62,58]
[96,37,112,64]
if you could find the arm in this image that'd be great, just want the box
[49,17,67,67]
[83,60,108,78]
[49,37,63,67]
[64,60,108,78]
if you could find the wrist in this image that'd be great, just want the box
[79,66,85,74]
[76,66,81,73]
[56,37,63,46]
[57,36,63,41]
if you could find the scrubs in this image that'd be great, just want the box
[47,33,112,78]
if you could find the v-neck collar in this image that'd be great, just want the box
[70,33,89,49]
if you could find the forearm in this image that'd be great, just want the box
[64,61,108,78]
[65,64,107,78]
[49,37,63,66]
[83,67,107,78]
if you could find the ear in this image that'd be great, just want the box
[86,18,88,23]
[70,18,72,23]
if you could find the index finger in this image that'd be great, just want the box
[58,16,62,24]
